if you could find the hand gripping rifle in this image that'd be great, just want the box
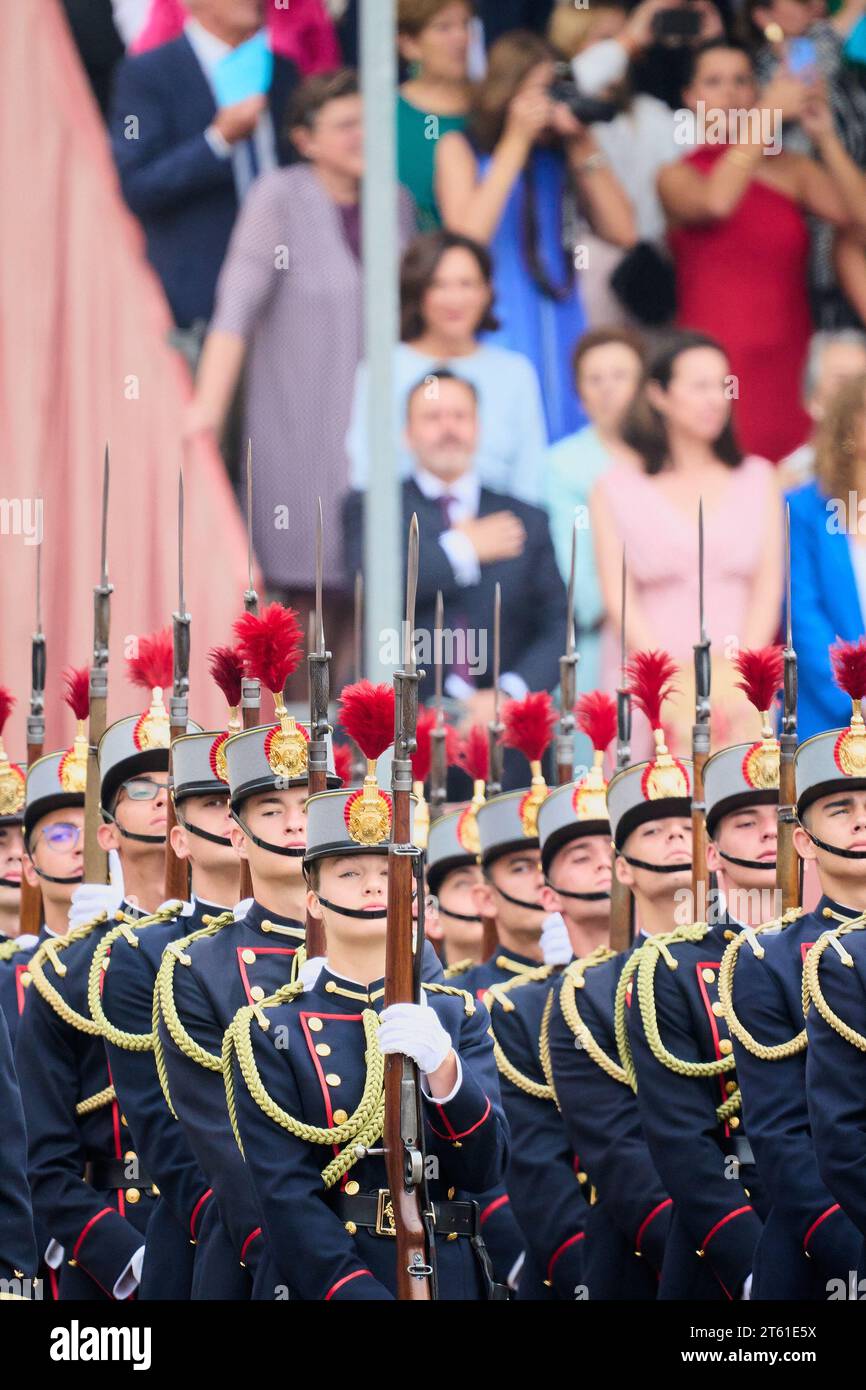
[239,442,260,901]
[83,447,113,884]
[482,583,504,959]
[608,550,633,953]
[20,548,46,933]
[556,515,580,785]
[384,514,435,1300]
[428,590,448,823]
[306,501,330,957]
[691,500,711,917]
[777,504,800,912]
[165,466,192,903]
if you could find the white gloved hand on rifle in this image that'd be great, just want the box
[68,848,124,929]
[541,912,572,967]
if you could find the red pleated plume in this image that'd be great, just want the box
[626,650,679,729]
[500,691,557,763]
[233,603,303,695]
[62,666,90,723]
[338,680,395,761]
[575,690,617,754]
[208,644,244,708]
[333,742,354,788]
[831,637,866,702]
[411,707,459,783]
[458,725,489,783]
[733,645,784,714]
[126,628,174,692]
[0,687,15,736]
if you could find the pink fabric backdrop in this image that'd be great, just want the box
[0,1,261,756]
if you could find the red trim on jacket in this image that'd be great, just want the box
[236,945,297,1005]
[635,1197,672,1253]
[325,1268,373,1301]
[429,1096,491,1141]
[240,1228,262,1264]
[804,1203,840,1252]
[479,1193,510,1226]
[72,1207,114,1260]
[300,1010,364,1188]
[547,1232,585,1282]
[190,1188,213,1241]
[700,1204,753,1253]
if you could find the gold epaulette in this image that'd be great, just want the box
[559,946,628,1087]
[153,911,236,1116]
[803,913,866,1052]
[422,980,476,1015]
[443,957,475,980]
[223,982,385,1189]
[87,901,183,1052]
[484,962,554,1015]
[27,911,115,1035]
[0,937,29,964]
[718,908,806,1061]
[487,966,557,1104]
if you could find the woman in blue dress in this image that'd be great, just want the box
[435,29,635,443]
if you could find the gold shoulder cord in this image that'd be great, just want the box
[803,916,866,1052]
[483,962,554,1016]
[717,908,806,1061]
[0,938,26,964]
[443,957,475,980]
[612,930,684,1092]
[153,911,236,1117]
[487,967,557,1102]
[559,946,627,1087]
[27,911,115,1036]
[538,987,558,1101]
[87,902,183,1051]
[224,983,386,1189]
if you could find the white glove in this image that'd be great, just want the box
[741,1272,753,1301]
[541,912,572,967]
[68,848,124,929]
[378,1001,453,1075]
[299,956,325,991]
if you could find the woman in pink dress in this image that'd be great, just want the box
[591,331,783,759]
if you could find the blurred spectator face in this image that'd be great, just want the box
[751,0,813,40]
[293,94,364,180]
[683,45,757,113]
[421,246,493,342]
[647,345,731,445]
[187,0,264,43]
[809,340,866,423]
[577,341,643,436]
[405,378,479,479]
[399,2,473,81]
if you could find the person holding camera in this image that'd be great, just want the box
[435,30,636,443]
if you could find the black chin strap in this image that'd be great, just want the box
[715,849,777,872]
[544,877,611,902]
[175,808,233,849]
[621,854,693,875]
[230,810,305,858]
[434,901,482,924]
[485,878,545,913]
[0,876,21,889]
[102,809,165,846]
[313,889,418,922]
[28,867,84,886]
[799,827,866,861]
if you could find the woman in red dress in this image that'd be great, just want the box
[660,39,866,462]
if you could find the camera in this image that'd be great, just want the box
[549,63,619,125]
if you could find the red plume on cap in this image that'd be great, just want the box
[500,691,557,764]
[733,645,784,714]
[62,667,90,723]
[411,707,458,783]
[575,690,617,754]
[626,650,679,730]
[831,637,866,702]
[0,687,15,736]
[458,725,489,784]
[338,680,395,762]
[233,603,303,696]
[333,741,353,788]
[208,644,244,709]
[126,628,174,692]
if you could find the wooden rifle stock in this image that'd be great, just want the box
[238,681,260,902]
[481,912,499,960]
[306,642,330,958]
[608,868,632,953]
[777,737,800,912]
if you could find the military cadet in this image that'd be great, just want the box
[730,639,866,1296]
[223,682,509,1301]
[0,1008,37,1297]
[485,691,618,1301]
[90,677,247,1300]
[15,634,196,1299]
[425,806,484,972]
[0,687,26,941]
[626,650,772,1301]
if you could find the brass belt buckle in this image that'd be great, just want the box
[375,1189,397,1237]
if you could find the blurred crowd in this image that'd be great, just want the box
[63,0,866,748]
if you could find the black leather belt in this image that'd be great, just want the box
[84,1159,156,1193]
[723,1136,755,1167]
[331,1190,477,1238]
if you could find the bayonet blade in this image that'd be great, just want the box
[493,581,501,719]
[246,439,253,594]
[100,444,110,587]
[434,589,444,711]
[178,463,186,618]
[619,548,627,685]
[315,497,325,655]
[353,570,363,683]
[35,544,43,639]
[404,514,419,674]
[785,502,792,649]
[698,497,707,644]
[565,512,577,657]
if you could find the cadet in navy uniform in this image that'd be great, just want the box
[425,807,484,973]
[0,1008,37,1296]
[91,723,245,1300]
[546,685,676,1299]
[225,730,509,1301]
[0,686,24,943]
[626,650,772,1301]
[15,645,197,1300]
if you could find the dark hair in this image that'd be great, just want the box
[621,331,743,475]
[400,231,500,341]
[573,327,646,382]
[406,368,479,416]
[398,0,474,37]
[286,69,359,138]
[684,37,755,88]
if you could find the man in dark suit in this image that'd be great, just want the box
[343,370,566,726]
[109,0,298,330]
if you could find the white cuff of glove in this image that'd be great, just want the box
[378,1001,453,1076]
[113,1245,145,1301]
[541,912,572,967]
[439,529,481,587]
[45,1240,64,1270]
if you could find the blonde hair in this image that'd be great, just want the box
[398,0,473,37]
[815,370,866,501]
[549,0,623,58]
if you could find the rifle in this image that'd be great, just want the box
[384,514,435,1300]
[691,500,711,919]
[165,465,191,903]
[83,446,113,884]
[350,570,367,785]
[609,550,633,953]
[306,500,331,957]
[20,547,46,934]
[239,441,260,901]
[428,590,448,823]
[556,514,579,785]
[777,504,800,911]
[482,583,503,959]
